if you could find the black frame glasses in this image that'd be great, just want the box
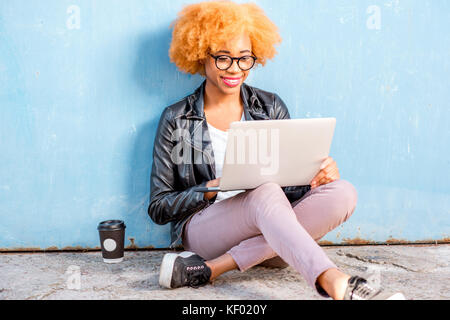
[209,53,258,71]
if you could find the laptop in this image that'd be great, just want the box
[194,117,336,193]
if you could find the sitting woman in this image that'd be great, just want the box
[148,0,405,300]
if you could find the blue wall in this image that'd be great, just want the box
[1,0,449,250]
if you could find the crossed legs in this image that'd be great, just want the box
[182,179,358,298]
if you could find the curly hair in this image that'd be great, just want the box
[169,0,282,75]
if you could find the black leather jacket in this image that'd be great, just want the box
[148,80,311,248]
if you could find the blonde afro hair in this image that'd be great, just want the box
[169,0,282,75]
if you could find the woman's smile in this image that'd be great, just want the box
[221,76,242,87]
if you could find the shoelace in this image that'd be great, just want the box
[351,278,379,300]
[185,265,209,288]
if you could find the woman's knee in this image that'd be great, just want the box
[248,182,285,202]
[245,182,291,218]
[253,181,291,200]
[328,179,358,220]
[255,181,283,193]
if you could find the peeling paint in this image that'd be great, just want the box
[0,247,42,252]
[342,237,377,245]
[127,237,138,250]
[340,237,450,246]
[386,237,409,244]
[61,245,91,251]
[318,240,334,246]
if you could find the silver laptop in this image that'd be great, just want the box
[194,118,336,193]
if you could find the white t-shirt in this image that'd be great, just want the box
[207,112,246,203]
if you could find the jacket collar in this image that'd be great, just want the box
[185,80,266,120]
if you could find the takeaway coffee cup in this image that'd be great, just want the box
[97,220,126,263]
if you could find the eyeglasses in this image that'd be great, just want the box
[209,53,258,71]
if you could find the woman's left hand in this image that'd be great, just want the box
[310,156,340,189]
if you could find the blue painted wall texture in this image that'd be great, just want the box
[1,0,449,250]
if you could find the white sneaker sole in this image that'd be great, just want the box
[386,292,406,300]
[159,251,195,289]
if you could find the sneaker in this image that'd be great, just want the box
[159,251,212,289]
[344,276,406,300]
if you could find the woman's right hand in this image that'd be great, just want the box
[204,178,220,201]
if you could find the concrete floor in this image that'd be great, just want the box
[0,244,448,300]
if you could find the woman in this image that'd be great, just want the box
[148,0,405,300]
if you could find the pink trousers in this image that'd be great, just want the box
[182,179,358,296]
